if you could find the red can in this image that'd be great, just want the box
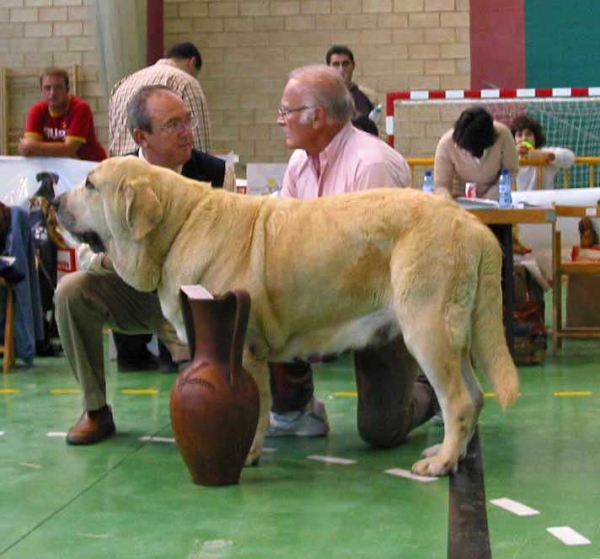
[465,182,477,199]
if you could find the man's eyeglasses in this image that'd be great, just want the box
[158,115,197,134]
[277,105,313,119]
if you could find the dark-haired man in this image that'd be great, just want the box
[326,45,379,125]
[109,42,211,156]
[19,67,107,162]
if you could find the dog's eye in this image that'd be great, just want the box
[85,178,95,190]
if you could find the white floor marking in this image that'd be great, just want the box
[261,447,277,453]
[139,435,175,443]
[0,431,5,436]
[490,497,540,516]
[384,468,438,483]
[188,539,233,559]
[20,462,42,469]
[307,454,357,465]
[46,431,67,437]
[79,532,112,539]
[547,526,591,546]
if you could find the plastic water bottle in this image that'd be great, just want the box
[498,169,512,208]
[368,104,382,124]
[422,170,434,193]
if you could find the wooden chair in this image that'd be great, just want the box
[0,277,16,372]
[552,204,600,350]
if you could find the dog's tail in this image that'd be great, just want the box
[470,235,520,410]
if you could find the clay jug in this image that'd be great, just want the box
[170,286,259,486]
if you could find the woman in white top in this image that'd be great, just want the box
[511,115,575,190]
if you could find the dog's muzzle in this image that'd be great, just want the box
[51,196,107,253]
[71,231,106,253]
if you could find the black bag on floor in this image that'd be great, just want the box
[512,265,547,365]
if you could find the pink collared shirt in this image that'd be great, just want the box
[281,123,410,199]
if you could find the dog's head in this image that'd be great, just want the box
[54,156,168,291]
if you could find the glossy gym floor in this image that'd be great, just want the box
[1,332,598,559]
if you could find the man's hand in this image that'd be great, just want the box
[17,136,81,158]
[517,142,555,163]
[17,137,36,156]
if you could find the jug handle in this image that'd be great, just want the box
[228,289,251,384]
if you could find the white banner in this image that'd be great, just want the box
[0,156,96,206]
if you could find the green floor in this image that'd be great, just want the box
[1,338,598,558]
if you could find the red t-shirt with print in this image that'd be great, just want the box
[24,95,107,162]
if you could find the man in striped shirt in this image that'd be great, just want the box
[109,42,211,156]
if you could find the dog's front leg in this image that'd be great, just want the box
[242,349,271,466]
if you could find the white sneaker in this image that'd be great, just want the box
[430,411,444,426]
[267,397,330,437]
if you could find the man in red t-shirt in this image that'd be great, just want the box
[18,67,107,162]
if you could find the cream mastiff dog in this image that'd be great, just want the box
[54,156,519,477]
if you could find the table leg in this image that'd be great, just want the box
[489,224,514,355]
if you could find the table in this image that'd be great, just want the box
[465,206,557,353]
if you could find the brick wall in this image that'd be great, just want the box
[165,0,470,164]
[0,0,470,165]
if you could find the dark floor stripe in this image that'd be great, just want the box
[447,427,491,559]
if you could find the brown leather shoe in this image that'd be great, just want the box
[66,406,116,445]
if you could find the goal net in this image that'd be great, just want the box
[386,88,600,188]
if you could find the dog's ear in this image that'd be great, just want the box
[123,181,164,241]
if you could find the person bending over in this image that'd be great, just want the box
[434,106,519,200]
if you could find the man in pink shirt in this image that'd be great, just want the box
[280,67,409,199]
[268,65,438,447]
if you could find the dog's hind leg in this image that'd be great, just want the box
[401,318,480,477]
[243,349,271,466]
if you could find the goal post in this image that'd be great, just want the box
[386,88,600,188]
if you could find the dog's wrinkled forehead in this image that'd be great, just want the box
[85,156,152,192]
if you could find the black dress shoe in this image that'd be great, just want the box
[159,359,191,374]
[117,354,161,372]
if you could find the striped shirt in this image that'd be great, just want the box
[108,59,211,156]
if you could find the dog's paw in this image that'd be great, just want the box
[411,455,457,477]
[244,454,260,467]
[421,443,442,459]
[244,443,262,467]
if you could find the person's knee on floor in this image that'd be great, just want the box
[353,338,439,448]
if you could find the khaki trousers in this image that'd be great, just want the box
[54,258,189,411]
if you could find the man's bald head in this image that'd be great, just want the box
[287,64,354,124]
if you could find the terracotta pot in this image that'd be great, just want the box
[170,286,259,486]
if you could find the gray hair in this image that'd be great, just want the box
[288,64,355,123]
[126,84,176,136]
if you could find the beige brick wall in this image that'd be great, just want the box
[0,0,470,164]
[166,0,470,164]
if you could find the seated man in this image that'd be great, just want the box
[269,64,438,448]
[18,67,107,162]
[55,85,235,444]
